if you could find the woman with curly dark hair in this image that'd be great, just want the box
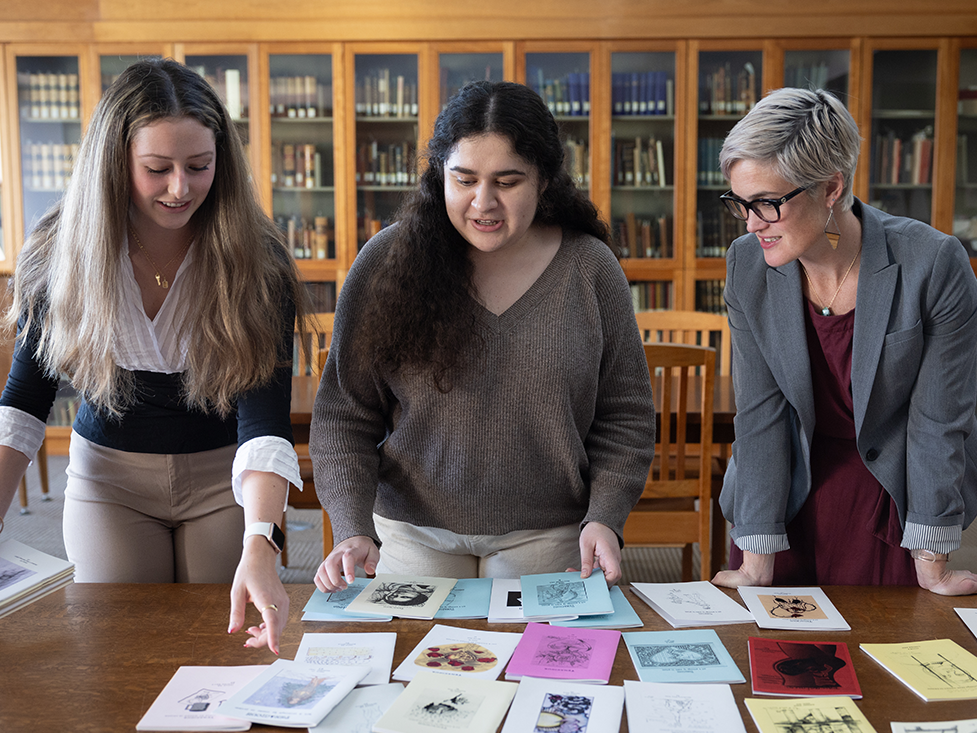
[311,80,655,590]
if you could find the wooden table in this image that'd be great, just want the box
[3,583,976,732]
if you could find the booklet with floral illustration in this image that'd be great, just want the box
[859,638,977,702]
[623,629,744,684]
[624,680,747,733]
[504,622,621,684]
[748,638,861,698]
[499,676,624,733]
[737,586,850,631]
[392,624,522,682]
[519,570,613,619]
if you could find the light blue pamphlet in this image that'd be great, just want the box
[549,585,642,629]
[434,577,493,619]
[623,628,745,684]
[520,569,614,619]
[302,578,393,622]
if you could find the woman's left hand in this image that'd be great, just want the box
[228,537,290,654]
[571,522,623,584]
[915,557,977,596]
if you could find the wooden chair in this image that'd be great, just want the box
[634,309,732,572]
[623,342,715,581]
[283,344,333,567]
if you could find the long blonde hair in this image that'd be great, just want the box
[9,58,309,418]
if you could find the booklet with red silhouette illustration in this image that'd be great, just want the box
[748,637,862,698]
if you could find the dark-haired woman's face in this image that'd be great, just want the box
[443,133,543,258]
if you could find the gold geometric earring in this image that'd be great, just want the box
[823,205,840,250]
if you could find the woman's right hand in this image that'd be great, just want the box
[314,535,380,593]
[712,549,775,588]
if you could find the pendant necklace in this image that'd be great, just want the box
[801,244,861,317]
[128,224,192,289]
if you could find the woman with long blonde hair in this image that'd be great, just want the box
[0,58,310,652]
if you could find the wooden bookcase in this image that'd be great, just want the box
[0,1,975,450]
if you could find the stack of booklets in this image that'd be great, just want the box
[747,638,861,698]
[0,539,74,618]
[737,586,850,631]
[624,680,746,733]
[859,638,977,701]
[344,574,457,620]
[630,580,754,628]
[549,585,642,629]
[487,578,576,624]
[623,628,744,684]
[505,622,621,684]
[301,578,392,622]
[519,570,614,620]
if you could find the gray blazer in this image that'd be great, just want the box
[721,199,977,555]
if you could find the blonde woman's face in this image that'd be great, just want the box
[128,117,216,235]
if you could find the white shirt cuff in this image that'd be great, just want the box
[231,435,303,510]
[0,405,48,461]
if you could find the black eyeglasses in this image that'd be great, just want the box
[719,186,808,223]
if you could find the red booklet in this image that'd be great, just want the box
[748,637,862,698]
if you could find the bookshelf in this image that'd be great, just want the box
[1,3,977,449]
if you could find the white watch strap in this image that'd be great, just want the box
[243,522,281,553]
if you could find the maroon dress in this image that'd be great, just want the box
[730,299,917,586]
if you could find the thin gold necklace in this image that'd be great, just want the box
[801,244,861,316]
[128,224,192,289]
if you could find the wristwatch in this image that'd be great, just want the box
[243,522,285,554]
[910,549,948,562]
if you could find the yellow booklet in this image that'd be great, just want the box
[859,639,977,701]
[745,695,877,733]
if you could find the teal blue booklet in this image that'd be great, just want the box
[301,578,393,622]
[520,569,614,619]
[549,585,642,629]
[434,577,493,619]
[623,628,745,684]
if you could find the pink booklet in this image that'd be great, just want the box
[504,622,621,684]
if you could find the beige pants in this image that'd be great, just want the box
[373,513,581,578]
[63,433,243,583]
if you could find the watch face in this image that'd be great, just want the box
[271,523,285,551]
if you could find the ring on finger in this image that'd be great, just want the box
[260,604,279,613]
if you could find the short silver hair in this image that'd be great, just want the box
[719,87,861,211]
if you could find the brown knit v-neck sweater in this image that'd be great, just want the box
[311,226,656,546]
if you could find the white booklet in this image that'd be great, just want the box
[0,539,74,618]
[373,669,517,733]
[294,632,396,686]
[487,578,576,624]
[737,586,850,631]
[631,581,754,628]
[345,574,457,620]
[500,676,624,733]
[135,665,266,731]
[956,607,977,641]
[892,719,977,733]
[623,680,748,733]
[220,659,368,728]
[392,624,522,682]
[308,682,404,733]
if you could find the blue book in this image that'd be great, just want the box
[549,585,642,629]
[301,578,392,621]
[519,569,614,619]
[623,628,745,684]
[434,577,493,619]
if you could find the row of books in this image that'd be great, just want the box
[612,135,669,187]
[275,215,334,260]
[355,69,419,118]
[20,141,79,192]
[270,74,333,118]
[958,133,972,184]
[697,206,747,257]
[270,141,330,189]
[630,280,673,311]
[697,136,726,186]
[614,213,672,259]
[696,279,727,315]
[612,70,674,116]
[187,67,248,121]
[355,139,418,186]
[872,126,934,185]
[699,62,759,116]
[527,68,591,117]
[564,137,589,187]
[17,71,81,121]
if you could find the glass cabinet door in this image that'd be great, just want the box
[15,55,82,238]
[354,53,418,248]
[868,49,936,224]
[525,52,591,191]
[783,48,850,100]
[183,53,251,152]
[438,52,504,110]
[956,47,977,256]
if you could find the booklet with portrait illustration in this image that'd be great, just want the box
[737,586,850,631]
[859,638,977,701]
[345,574,457,620]
[499,676,624,733]
[623,628,744,684]
[624,680,747,733]
[392,623,522,682]
[504,622,621,684]
[748,638,861,698]
[630,580,754,628]
[519,569,614,619]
